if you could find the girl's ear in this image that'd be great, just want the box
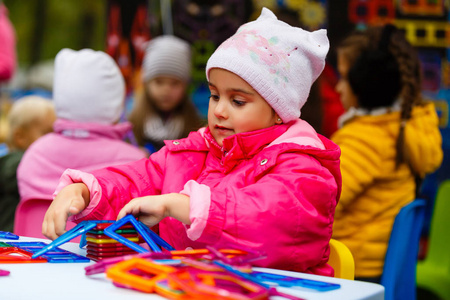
[275,115,283,125]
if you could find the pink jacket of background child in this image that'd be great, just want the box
[59,119,341,276]
[0,4,16,81]
[17,119,146,202]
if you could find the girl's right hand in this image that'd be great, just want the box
[42,183,90,240]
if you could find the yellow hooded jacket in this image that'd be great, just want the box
[332,102,443,278]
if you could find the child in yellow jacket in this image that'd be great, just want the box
[332,24,443,282]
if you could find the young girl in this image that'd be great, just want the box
[128,35,203,153]
[331,24,443,282]
[43,8,341,276]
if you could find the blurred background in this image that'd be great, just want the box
[1,0,449,173]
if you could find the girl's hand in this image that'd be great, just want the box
[42,183,90,240]
[117,193,190,227]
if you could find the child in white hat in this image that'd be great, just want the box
[17,49,147,204]
[128,35,203,153]
[43,8,341,276]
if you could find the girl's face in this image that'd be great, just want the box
[336,51,359,111]
[207,68,279,147]
[146,76,187,112]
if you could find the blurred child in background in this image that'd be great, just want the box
[128,35,203,153]
[17,49,147,204]
[332,24,443,282]
[43,8,341,275]
[0,96,55,231]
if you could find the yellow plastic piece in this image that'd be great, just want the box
[86,236,139,244]
[394,20,450,48]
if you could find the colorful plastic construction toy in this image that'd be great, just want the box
[398,0,446,16]
[348,0,395,25]
[8,241,89,263]
[394,20,450,48]
[0,246,47,263]
[0,231,19,240]
[31,217,176,262]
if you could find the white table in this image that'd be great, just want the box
[1,237,384,300]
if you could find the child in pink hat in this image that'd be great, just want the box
[43,8,341,276]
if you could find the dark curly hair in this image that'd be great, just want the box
[338,24,423,167]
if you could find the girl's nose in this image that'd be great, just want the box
[214,99,228,119]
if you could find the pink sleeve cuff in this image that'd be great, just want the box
[180,180,211,241]
[53,169,103,222]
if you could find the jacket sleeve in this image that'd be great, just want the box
[331,126,382,213]
[181,151,339,273]
[65,148,169,222]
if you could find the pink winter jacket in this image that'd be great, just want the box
[0,4,16,81]
[17,119,147,202]
[59,119,341,276]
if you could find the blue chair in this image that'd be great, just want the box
[381,199,426,300]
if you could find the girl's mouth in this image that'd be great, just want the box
[215,125,233,134]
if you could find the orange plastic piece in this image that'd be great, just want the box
[106,258,177,293]
[399,0,445,16]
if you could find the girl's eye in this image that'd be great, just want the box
[209,94,219,101]
[233,99,246,106]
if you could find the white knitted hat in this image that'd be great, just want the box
[142,35,191,82]
[206,8,329,122]
[53,48,125,124]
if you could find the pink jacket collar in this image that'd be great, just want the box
[53,119,132,140]
[203,123,288,160]
[203,119,325,159]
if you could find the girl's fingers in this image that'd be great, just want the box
[117,198,142,220]
[42,218,50,239]
[137,216,159,228]
[55,217,67,237]
[117,202,133,220]
[68,197,86,216]
[44,218,57,240]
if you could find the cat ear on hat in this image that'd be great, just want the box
[258,7,278,20]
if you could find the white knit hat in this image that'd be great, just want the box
[142,35,191,82]
[206,7,329,122]
[53,48,125,124]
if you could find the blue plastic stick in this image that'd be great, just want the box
[250,271,341,292]
[11,241,90,263]
[32,221,97,258]
[103,215,161,253]
[213,261,271,289]
[78,220,116,249]
[0,231,19,240]
[79,232,87,248]
[138,221,175,251]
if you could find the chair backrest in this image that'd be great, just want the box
[329,238,355,280]
[416,180,450,300]
[14,199,78,240]
[380,199,426,300]
[423,180,450,268]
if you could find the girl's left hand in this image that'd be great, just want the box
[117,193,191,227]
